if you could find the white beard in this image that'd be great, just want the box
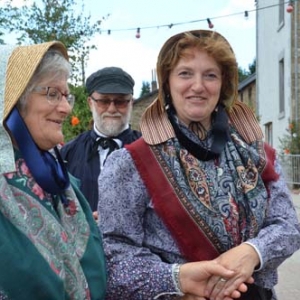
[92,108,132,137]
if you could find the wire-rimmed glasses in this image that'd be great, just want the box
[32,86,75,108]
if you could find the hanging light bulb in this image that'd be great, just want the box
[287,2,294,13]
[135,28,141,38]
[244,11,249,19]
[108,30,111,35]
[207,18,214,29]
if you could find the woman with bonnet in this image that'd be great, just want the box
[0,42,106,299]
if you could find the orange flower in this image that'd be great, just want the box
[71,116,80,126]
[284,148,290,154]
[289,123,294,130]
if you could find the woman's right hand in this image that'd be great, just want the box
[179,260,250,299]
[206,244,258,300]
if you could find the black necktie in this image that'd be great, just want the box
[97,137,120,156]
[88,136,120,162]
[98,137,120,166]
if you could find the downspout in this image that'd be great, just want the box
[294,1,298,127]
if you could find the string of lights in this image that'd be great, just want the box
[100,0,297,38]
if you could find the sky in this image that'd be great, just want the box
[6,0,257,98]
[84,0,257,98]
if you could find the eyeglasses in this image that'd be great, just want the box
[32,86,75,108]
[90,95,131,109]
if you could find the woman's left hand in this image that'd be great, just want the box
[205,243,259,300]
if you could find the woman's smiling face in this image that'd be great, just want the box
[21,78,72,150]
[169,48,222,129]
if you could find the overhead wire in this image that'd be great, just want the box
[102,0,296,36]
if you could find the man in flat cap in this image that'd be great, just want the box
[60,67,141,218]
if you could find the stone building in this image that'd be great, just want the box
[237,73,256,114]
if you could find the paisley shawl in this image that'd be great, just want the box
[0,150,107,300]
[126,103,278,262]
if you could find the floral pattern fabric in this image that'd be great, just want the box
[98,133,300,299]
[155,133,268,254]
[0,151,92,300]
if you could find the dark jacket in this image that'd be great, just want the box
[60,128,141,211]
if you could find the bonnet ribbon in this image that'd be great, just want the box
[5,107,70,196]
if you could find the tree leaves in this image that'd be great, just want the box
[0,0,106,85]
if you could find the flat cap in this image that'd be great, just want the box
[86,67,135,95]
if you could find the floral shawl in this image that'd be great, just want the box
[0,150,107,300]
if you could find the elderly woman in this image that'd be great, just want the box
[0,42,106,299]
[97,29,300,300]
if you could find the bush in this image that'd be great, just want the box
[63,85,92,142]
[278,121,300,155]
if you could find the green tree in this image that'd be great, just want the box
[0,32,4,45]
[248,58,256,74]
[140,81,151,97]
[238,58,256,82]
[63,85,92,142]
[238,66,249,82]
[0,0,107,85]
[0,0,110,141]
[0,9,7,45]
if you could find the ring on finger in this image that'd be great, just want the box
[219,277,227,282]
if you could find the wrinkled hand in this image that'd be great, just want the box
[181,294,207,300]
[181,290,245,300]
[206,243,259,300]
[179,260,243,299]
[181,283,250,300]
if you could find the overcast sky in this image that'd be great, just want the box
[7,0,257,98]
[84,0,257,97]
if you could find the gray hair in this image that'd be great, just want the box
[17,49,72,111]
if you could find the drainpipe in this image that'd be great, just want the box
[294,1,298,129]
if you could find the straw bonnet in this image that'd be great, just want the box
[3,41,68,120]
[0,41,68,174]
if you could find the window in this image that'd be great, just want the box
[265,122,273,146]
[279,58,285,115]
[279,0,285,26]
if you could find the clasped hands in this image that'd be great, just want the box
[179,243,260,300]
